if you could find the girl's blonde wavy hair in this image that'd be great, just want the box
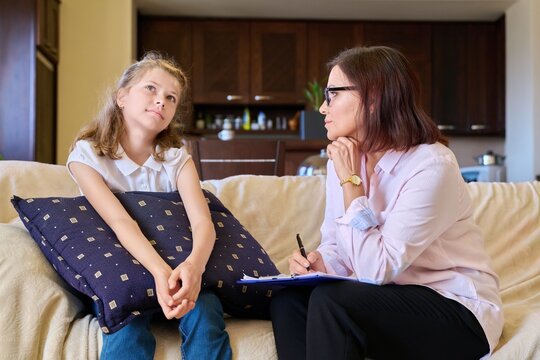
[71,52,189,161]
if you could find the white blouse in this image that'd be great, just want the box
[67,140,191,193]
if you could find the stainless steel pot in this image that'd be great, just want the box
[474,150,505,166]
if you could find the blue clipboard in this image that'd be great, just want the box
[237,272,355,286]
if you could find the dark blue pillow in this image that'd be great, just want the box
[11,190,279,334]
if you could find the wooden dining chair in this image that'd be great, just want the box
[188,139,286,180]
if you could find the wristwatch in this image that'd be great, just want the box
[340,174,362,187]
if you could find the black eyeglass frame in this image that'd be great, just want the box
[323,86,358,106]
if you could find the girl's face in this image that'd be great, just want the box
[319,66,362,141]
[117,67,181,138]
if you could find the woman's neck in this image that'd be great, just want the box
[365,151,385,176]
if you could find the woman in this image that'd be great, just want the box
[270,46,503,360]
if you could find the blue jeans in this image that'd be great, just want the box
[101,290,232,360]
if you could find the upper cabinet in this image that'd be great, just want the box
[250,21,306,104]
[191,20,250,104]
[466,21,505,135]
[432,19,505,136]
[137,16,505,137]
[190,20,306,104]
[432,23,468,133]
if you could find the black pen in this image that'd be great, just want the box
[296,233,311,271]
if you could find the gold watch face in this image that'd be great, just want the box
[350,174,362,186]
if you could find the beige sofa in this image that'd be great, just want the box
[1,160,539,359]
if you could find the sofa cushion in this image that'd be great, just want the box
[11,190,279,334]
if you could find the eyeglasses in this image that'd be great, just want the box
[323,86,358,106]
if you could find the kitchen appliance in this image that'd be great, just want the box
[460,165,506,182]
[297,149,328,176]
[461,150,506,182]
[474,150,505,166]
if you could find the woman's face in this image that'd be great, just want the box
[319,66,362,141]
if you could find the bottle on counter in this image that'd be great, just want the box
[257,111,266,130]
[242,107,251,130]
[234,115,242,130]
[266,118,273,130]
[195,112,205,130]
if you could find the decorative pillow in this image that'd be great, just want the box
[11,190,279,334]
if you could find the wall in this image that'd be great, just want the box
[56,0,135,164]
[448,137,505,167]
[506,0,540,181]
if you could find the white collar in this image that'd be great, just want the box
[114,144,163,176]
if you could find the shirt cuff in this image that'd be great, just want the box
[336,196,379,230]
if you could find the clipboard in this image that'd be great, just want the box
[237,272,355,286]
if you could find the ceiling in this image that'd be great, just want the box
[135,0,517,22]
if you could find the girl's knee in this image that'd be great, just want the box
[195,290,223,313]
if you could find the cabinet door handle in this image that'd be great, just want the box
[254,95,273,101]
[437,124,456,130]
[226,95,243,101]
[470,124,487,131]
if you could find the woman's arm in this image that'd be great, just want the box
[336,157,463,284]
[68,162,183,318]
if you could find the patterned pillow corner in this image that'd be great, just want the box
[11,190,280,333]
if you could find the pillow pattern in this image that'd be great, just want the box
[11,190,279,334]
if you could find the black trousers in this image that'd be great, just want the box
[270,282,489,360]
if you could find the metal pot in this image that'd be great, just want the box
[474,150,505,166]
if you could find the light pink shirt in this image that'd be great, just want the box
[318,142,503,355]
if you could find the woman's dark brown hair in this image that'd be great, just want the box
[329,46,447,153]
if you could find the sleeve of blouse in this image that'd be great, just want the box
[66,140,105,180]
[317,160,355,276]
[335,156,464,284]
[162,147,192,186]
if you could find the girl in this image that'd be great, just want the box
[270,46,503,360]
[67,52,232,360]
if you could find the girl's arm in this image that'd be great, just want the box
[168,159,216,310]
[69,162,185,319]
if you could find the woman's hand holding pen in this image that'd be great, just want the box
[289,250,327,275]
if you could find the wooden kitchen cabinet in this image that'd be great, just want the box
[431,21,504,136]
[466,21,505,135]
[190,20,307,105]
[191,21,250,104]
[250,21,306,104]
[431,23,468,134]
[306,22,364,84]
[363,22,432,114]
[137,16,505,137]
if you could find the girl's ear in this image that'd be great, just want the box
[116,88,127,108]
